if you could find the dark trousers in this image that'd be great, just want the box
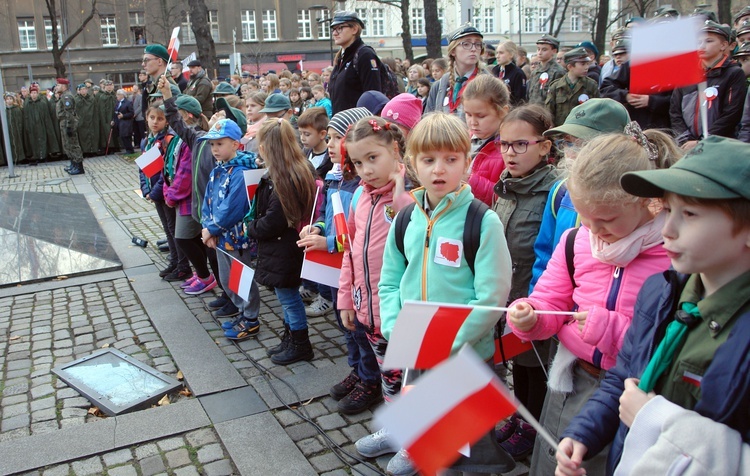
[119,133,134,153]
[154,201,188,270]
[332,291,380,385]
[133,120,146,151]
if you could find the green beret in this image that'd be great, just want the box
[175,95,202,116]
[144,44,169,63]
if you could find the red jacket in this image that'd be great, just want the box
[468,139,505,206]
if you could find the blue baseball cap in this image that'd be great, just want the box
[198,119,243,142]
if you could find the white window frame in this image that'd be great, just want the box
[412,8,424,36]
[371,8,385,37]
[298,10,312,40]
[355,8,369,36]
[438,8,445,32]
[44,18,62,50]
[484,8,495,33]
[318,9,330,39]
[570,7,581,32]
[241,10,257,41]
[208,10,219,42]
[18,19,37,51]
[129,11,145,26]
[524,7,535,33]
[182,13,196,44]
[262,10,278,41]
[100,15,118,47]
[538,8,549,33]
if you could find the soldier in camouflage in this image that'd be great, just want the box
[545,47,601,127]
[55,78,85,175]
[527,34,566,106]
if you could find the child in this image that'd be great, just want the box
[545,47,600,127]
[416,77,430,106]
[377,112,513,475]
[289,88,304,122]
[246,119,318,364]
[243,91,268,155]
[556,136,750,476]
[506,129,679,475]
[463,74,511,205]
[300,86,315,112]
[405,64,426,95]
[279,78,291,97]
[298,107,332,180]
[492,105,560,460]
[298,106,379,415]
[312,84,332,118]
[337,116,414,474]
[199,119,261,341]
[493,40,527,106]
[380,93,424,137]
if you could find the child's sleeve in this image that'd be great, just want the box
[164,97,199,148]
[244,190,289,241]
[580,305,635,364]
[379,214,408,341]
[201,173,214,230]
[337,198,359,309]
[209,172,250,232]
[529,186,560,292]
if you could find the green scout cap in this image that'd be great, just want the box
[612,39,631,55]
[734,6,750,25]
[536,34,560,49]
[175,95,202,116]
[621,136,750,199]
[144,44,170,63]
[544,98,630,140]
[259,93,291,113]
[737,19,750,37]
[212,82,236,95]
[564,47,590,64]
[702,20,731,41]
[735,41,750,58]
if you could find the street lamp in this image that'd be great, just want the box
[310,4,334,65]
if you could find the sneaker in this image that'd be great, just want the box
[163,268,192,282]
[305,295,333,317]
[355,428,397,458]
[387,449,417,476]
[207,294,230,310]
[330,371,361,400]
[496,414,519,443]
[221,317,242,330]
[224,318,260,341]
[180,272,199,288]
[156,238,168,246]
[215,301,240,319]
[158,264,176,278]
[500,420,537,461]
[299,285,318,303]
[337,381,383,415]
[158,243,170,252]
[184,274,218,295]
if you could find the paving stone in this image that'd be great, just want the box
[298,437,326,456]
[173,467,200,476]
[321,470,350,476]
[31,407,57,423]
[165,448,192,467]
[3,394,29,406]
[134,443,159,459]
[196,443,224,464]
[157,436,185,452]
[102,448,133,466]
[185,427,218,447]
[202,459,234,476]
[41,464,71,476]
[316,413,347,430]
[107,466,138,476]
[342,423,370,443]
[309,452,346,472]
[70,456,103,476]
[139,454,166,476]
[2,414,30,432]
[285,422,319,442]
[2,402,28,419]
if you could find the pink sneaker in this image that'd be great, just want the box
[184,274,217,295]
[181,272,199,288]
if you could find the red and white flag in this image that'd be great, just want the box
[300,250,342,288]
[298,60,304,72]
[167,27,181,62]
[135,145,163,178]
[375,347,517,475]
[494,322,534,365]
[225,251,255,302]
[182,52,196,79]
[383,301,502,370]
[243,169,265,206]
[630,17,704,94]
[331,192,349,252]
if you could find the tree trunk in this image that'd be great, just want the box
[718,0,731,25]
[594,0,609,59]
[187,0,217,76]
[45,0,97,78]
[424,0,442,59]
[400,0,414,62]
[553,0,571,37]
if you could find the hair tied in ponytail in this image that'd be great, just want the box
[624,121,658,161]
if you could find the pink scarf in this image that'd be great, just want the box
[589,211,666,267]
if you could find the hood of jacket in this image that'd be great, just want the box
[495,162,558,197]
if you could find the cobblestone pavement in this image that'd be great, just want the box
[0,158,529,475]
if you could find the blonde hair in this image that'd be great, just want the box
[567,130,682,205]
[462,74,510,117]
[498,40,518,64]
[256,119,317,227]
[265,74,279,92]
[406,112,471,171]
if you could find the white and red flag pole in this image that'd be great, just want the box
[330,191,349,252]
[135,145,164,178]
[243,169,265,206]
[300,186,345,287]
[629,17,704,95]
[219,249,256,302]
[166,27,181,71]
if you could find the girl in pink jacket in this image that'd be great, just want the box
[506,126,682,475]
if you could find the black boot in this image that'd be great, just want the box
[63,161,73,172]
[270,328,314,365]
[266,323,291,357]
[68,162,85,175]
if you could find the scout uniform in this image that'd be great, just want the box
[545,47,601,127]
[56,78,84,174]
[527,35,566,105]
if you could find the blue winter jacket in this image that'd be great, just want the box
[562,269,750,474]
[200,151,258,251]
[313,171,361,254]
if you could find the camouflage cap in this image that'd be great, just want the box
[536,34,560,49]
[563,47,591,64]
[702,20,732,41]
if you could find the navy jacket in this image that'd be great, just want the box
[562,269,750,474]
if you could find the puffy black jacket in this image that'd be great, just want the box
[600,61,672,130]
[329,37,383,114]
[492,62,527,106]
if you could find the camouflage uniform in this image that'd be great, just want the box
[57,91,83,165]
[528,60,566,106]
[545,75,601,127]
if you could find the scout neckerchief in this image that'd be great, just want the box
[638,302,702,392]
[448,67,478,113]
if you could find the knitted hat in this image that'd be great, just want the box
[175,95,202,116]
[144,44,169,63]
[328,107,372,137]
[357,90,390,115]
[380,93,423,132]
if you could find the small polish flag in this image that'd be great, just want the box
[375,347,517,475]
[182,52,196,79]
[682,370,702,388]
[383,301,502,370]
[300,250,342,288]
[494,322,534,364]
[135,146,164,178]
[167,27,181,62]
[226,251,256,302]
[298,60,304,72]
[331,192,349,252]
[243,169,265,205]
[630,17,704,94]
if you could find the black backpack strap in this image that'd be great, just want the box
[565,227,579,288]
[395,202,416,265]
[463,199,490,275]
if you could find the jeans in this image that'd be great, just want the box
[216,249,260,320]
[332,292,379,385]
[274,287,308,331]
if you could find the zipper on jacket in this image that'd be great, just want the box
[418,203,453,300]
[362,194,382,332]
[605,266,623,311]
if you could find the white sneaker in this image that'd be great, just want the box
[305,295,333,317]
[355,428,398,458]
[299,285,318,303]
[387,449,417,476]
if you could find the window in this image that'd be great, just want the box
[129,11,145,26]
[101,15,118,47]
[181,12,196,44]
[129,11,145,44]
[412,8,424,36]
[241,10,257,41]
[372,8,385,36]
[538,8,549,33]
[208,10,219,41]
[298,10,312,39]
[317,9,330,39]
[356,8,369,36]
[570,7,581,32]
[438,8,445,32]
[18,19,37,50]
[262,10,277,40]
[44,18,62,49]
[524,8,535,33]
[484,8,495,33]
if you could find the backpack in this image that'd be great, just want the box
[352,44,400,99]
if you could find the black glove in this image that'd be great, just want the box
[66,127,74,137]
